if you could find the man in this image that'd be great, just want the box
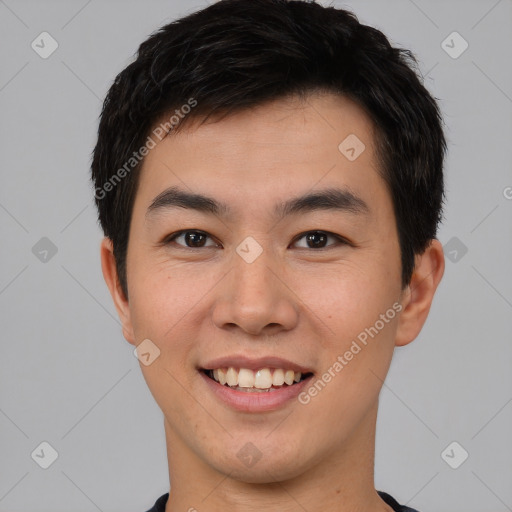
[91,1,447,510]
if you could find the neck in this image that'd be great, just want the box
[164,401,392,512]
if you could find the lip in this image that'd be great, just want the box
[200,370,314,413]
[200,355,314,373]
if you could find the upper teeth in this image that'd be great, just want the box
[211,367,303,389]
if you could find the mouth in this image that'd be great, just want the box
[198,356,315,412]
[200,367,314,393]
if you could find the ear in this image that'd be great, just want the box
[100,237,136,345]
[395,239,445,347]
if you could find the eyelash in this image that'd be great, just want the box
[162,229,350,250]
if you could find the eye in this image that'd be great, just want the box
[162,229,349,250]
[291,230,348,249]
[164,230,219,249]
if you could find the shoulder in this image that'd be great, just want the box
[144,491,419,512]
[143,492,169,512]
[377,490,421,512]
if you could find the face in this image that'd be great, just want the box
[102,92,440,485]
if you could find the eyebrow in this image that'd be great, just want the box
[145,185,369,221]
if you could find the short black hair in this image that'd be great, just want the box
[91,0,447,299]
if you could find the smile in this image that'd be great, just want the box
[200,367,315,412]
[203,367,312,391]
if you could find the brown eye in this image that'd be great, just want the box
[292,230,347,249]
[165,230,218,248]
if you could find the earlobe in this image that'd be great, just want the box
[100,237,136,345]
[394,239,445,347]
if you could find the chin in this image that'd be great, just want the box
[222,462,305,485]
[207,442,312,484]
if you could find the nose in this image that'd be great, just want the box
[211,248,299,337]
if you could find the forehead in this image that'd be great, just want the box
[146,91,377,161]
[135,92,387,220]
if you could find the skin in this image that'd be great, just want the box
[101,91,444,512]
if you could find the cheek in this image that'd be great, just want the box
[303,262,398,339]
[298,273,399,426]
[127,256,221,350]
[299,260,401,405]
[127,260,187,341]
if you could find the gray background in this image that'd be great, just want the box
[1,0,511,511]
